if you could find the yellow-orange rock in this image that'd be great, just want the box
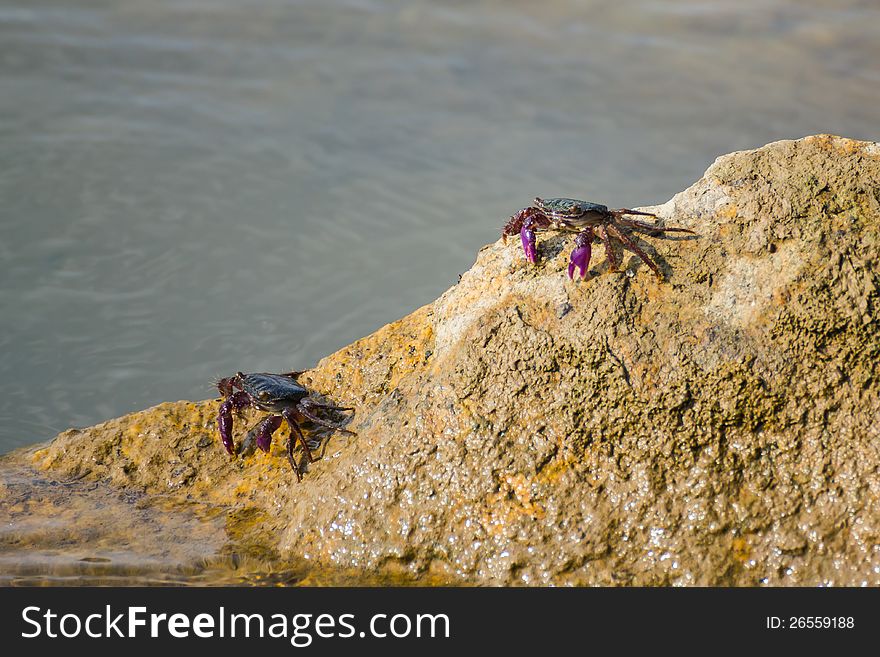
[9,135,880,585]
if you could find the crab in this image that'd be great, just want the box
[502,197,695,280]
[216,371,354,481]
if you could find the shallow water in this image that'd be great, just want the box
[0,454,414,586]
[1,0,878,452]
[0,457,261,585]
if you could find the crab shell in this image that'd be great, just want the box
[533,197,611,227]
[235,372,309,413]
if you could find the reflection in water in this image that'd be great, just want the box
[0,0,877,453]
[0,458,251,585]
[0,456,414,586]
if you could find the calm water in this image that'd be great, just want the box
[1,0,878,451]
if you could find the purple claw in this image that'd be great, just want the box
[521,224,538,263]
[254,415,283,452]
[568,229,594,279]
[568,244,591,279]
[217,389,252,455]
[218,399,235,455]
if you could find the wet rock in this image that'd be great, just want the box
[11,135,880,585]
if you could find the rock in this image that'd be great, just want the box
[8,134,880,585]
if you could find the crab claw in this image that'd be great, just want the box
[567,229,594,279]
[521,224,538,263]
[217,390,251,456]
[568,245,591,279]
[218,399,236,455]
[253,414,283,453]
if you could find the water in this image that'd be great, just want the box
[0,457,411,585]
[1,0,878,452]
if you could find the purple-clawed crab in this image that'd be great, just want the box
[216,371,354,481]
[502,197,695,280]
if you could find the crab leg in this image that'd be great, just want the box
[301,396,354,413]
[298,398,357,435]
[217,391,251,455]
[281,370,307,379]
[282,408,314,472]
[613,208,659,218]
[596,225,620,272]
[617,217,696,234]
[606,224,663,279]
[502,207,533,244]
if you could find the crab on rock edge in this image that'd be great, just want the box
[503,197,695,280]
[216,371,354,481]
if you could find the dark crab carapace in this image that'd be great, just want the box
[216,371,354,481]
[502,197,695,280]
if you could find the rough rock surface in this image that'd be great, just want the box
[14,135,880,585]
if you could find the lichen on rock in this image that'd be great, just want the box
[9,135,880,585]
